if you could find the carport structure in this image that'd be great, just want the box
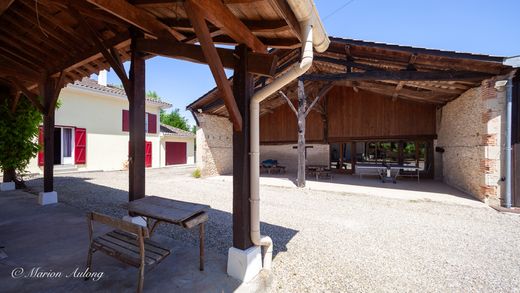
[188,37,520,207]
[0,0,328,281]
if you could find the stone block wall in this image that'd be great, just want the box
[437,78,506,205]
[195,113,233,176]
[260,144,329,173]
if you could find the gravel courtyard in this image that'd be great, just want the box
[25,168,520,292]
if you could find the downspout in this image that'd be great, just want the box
[249,22,314,269]
[505,77,513,208]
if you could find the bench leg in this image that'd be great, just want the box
[85,246,94,281]
[199,223,205,271]
[137,264,145,293]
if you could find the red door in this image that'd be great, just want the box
[165,142,187,165]
[145,141,152,168]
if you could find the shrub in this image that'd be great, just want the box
[192,168,201,178]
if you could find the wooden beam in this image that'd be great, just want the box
[135,38,278,77]
[71,7,131,92]
[86,0,185,40]
[305,83,333,117]
[9,78,45,113]
[351,81,448,104]
[187,0,267,53]
[267,0,301,42]
[48,71,65,116]
[185,0,242,131]
[0,0,14,16]
[302,70,494,82]
[40,76,56,193]
[279,91,298,115]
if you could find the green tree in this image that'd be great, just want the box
[147,90,161,101]
[0,88,42,187]
[160,108,190,131]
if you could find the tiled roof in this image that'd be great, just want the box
[160,124,195,138]
[69,78,172,108]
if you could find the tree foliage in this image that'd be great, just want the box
[0,93,42,179]
[160,108,190,131]
[147,90,161,101]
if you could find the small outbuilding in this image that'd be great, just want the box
[188,37,519,208]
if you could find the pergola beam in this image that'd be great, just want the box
[302,70,493,82]
[86,0,185,40]
[187,0,267,53]
[135,38,278,77]
[0,0,14,16]
[185,0,242,131]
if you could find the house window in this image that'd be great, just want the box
[122,110,157,134]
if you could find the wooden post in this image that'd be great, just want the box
[128,30,146,202]
[296,80,306,187]
[232,44,253,249]
[41,75,62,192]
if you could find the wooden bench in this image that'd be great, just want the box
[86,212,171,293]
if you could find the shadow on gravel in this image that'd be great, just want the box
[24,176,298,258]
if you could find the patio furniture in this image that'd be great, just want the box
[127,196,209,271]
[356,164,384,179]
[86,212,171,293]
[261,159,286,174]
[395,166,420,182]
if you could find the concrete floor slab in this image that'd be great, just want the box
[210,173,485,208]
[0,190,267,293]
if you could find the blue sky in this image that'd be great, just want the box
[99,0,519,126]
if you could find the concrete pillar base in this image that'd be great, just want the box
[0,182,15,191]
[122,215,147,227]
[38,191,58,205]
[227,246,262,282]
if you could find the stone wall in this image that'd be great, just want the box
[260,144,329,173]
[437,78,506,206]
[195,113,233,176]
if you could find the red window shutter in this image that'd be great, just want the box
[122,109,129,132]
[148,113,157,134]
[145,141,152,167]
[38,126,44,166]
[74,128,87,164]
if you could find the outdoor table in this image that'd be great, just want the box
[127,196,210,271]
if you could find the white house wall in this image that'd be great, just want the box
[160,136,195,166]
[26,86,163,174]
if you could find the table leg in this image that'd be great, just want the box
[199,223,205,271]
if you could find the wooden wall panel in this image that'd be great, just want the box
[327,86,436,140]
[260,101,324,143]
[260,85,437,143]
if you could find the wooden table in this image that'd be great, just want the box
[127,196,210,271]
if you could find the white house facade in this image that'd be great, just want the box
[26,77,195,174]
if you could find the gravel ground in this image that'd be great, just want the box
[25,168,520,292]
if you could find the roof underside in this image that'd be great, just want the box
[188,37,514,117]
[0,0,304,91]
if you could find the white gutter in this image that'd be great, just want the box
[249,0,329,269]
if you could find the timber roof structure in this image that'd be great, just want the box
[0,0,313,92]
[187,37,515,117]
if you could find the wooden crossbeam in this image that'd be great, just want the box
[9,78,45,113]
[187,0,267,53]
[268,0,301,42]
[351,81,450,104]
[86,0,185,40]
[301,70,493,82]
[185,0,242,131]
[71,7,131,92]
[0,0,14,16]
[135,38,278,77]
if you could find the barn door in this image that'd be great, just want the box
[145,141,152,168]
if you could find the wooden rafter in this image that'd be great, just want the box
[135,38,278,77]
[71,7,130,92]
[302,70,494,82]
[392,54,418,100]
[185,0,242,131]
[187,0,267,53]
[267,0,301,42]
[86,0,185,40]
